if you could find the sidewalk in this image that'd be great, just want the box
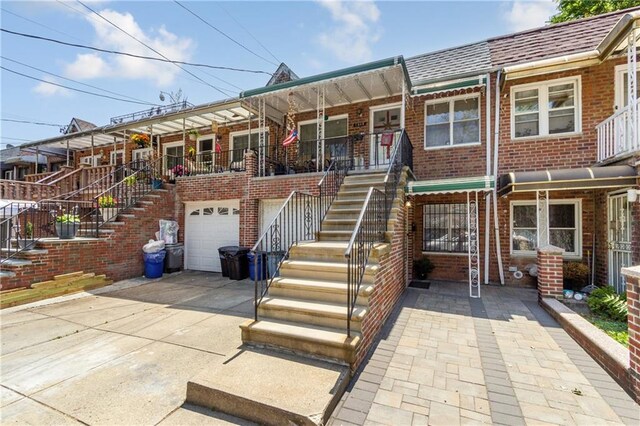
[330,282,640,425]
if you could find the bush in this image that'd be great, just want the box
[587,286,627,322]
[414,256,434,280]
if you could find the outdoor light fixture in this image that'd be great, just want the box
[628,188,639,203]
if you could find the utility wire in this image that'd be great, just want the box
[0,29,272,76]
[2,56,160,106]
[173,1,279,67]
[76,0,235,98]
[1,66,159,106]
[1,7,86,44]
[1,118,65,128]
[1,137,32,142]
[217,3,281,65]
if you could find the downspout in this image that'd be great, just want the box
[484,72,491,284]
[492,70,505,285]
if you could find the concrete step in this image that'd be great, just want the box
[341,181,386,190]
[289,241,349,262]
[241,319,360,364]
[258,297,367,331]
[0,258,33,268]
[321,218,358,231]
[317,230,352,241]
[345,170,387,179]
[331,199,366,208]
[270,276,374,304]
[280,260,378,283]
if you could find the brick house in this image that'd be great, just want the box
[2,7,639,370]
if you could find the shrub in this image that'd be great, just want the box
[563,262,589,283]
[587,286,627,322]
[414,256,434,280]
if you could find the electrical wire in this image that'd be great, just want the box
[2,56,160,106]
[75,0,236,98]
[1,7,86,44]
[1,118,65,128]
[217,3,281,65]
[1,66,159,106]
[1,137,32,142]
[173,1,279,67]
[0,29,272,76]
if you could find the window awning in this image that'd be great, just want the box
[407,176,494,195]
[498,165,638,196]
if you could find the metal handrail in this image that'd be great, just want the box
[318,157,350,230]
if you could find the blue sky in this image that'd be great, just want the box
[0,0,559,146]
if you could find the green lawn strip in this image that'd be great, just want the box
[583,314,628,347]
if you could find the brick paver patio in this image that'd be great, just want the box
[331,282,640,425]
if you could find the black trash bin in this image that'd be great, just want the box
[226,246,250,280]
[218,246,237,277]
[164,243,184,273]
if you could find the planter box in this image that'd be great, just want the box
[55,222,79,239]
[16,239,37,250]
[100,208,119,223]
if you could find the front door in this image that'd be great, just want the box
[608,192,632,294]
[370,107,401,169]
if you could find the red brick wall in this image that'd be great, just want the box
[1,187,176,290]
[623,269,640,403]
[537,246,564,300]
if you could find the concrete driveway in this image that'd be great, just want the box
[0,271,255,425]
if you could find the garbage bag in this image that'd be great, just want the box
[143,239,165,253]
[159,220,179,244]
[143,250,166,263]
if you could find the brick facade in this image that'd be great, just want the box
[537,245,564,300]
[622,266,640,403]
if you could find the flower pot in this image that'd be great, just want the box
[188,134,197,142]
[152,178,163,189]
[55,222,79,239]
[100,208,118,223]
[17,239,36,250]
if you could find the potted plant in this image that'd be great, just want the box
[123,175,137,206]
[414,256,435,281]
[130,133,150,148]
[55,213,80,239]
[187,129,200,142]
[16,221,36,250]
[98,195,118,223]
[187,146,196,159]
[170,164,189,179]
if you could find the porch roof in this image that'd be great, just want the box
[497,165,638,196]
[239,57,409,116]
[407,176,494,195]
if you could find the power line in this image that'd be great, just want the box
[2,56,160,106]
[1,65,159,106]
[1,7,86,44]
[173,1,279,67]
[1,137,31,142]
[0,29,272,76]
[75,0,235,98]
[1,118,65,127]
[217,3,281,65]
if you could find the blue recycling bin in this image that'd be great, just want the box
[248,251,266,281]
[267,251,286,278]
[144,250,166,279]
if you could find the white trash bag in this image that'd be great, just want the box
[159,220,179,244]
[143,239,165,253]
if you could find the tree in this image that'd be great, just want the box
[550,0,640,23]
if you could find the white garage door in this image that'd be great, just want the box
[185,200,240,272]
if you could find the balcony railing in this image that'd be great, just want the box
[165,148,249,179]
[596,100,639,162]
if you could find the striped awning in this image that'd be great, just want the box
[407,176,494,195]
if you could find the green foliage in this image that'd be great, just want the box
[124,175,137,186]
[55,214,80,224]
[414,256,435,280]
[587,286,627,321]
[550,0,640,24]
[588,316,628,347]
[25,221,33,238]
[563,261,589,283]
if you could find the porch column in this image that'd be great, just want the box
[35,146,39,174]
[258,98,266,177]
[627,28,637,152]
[537,190,550,247]
[316,87,325,172]
[467,191,481,298]
[621,265,640,403]
[123,129,128,165]
[90,134,94,161]
[66,139,70,166]
[537,245,564,301]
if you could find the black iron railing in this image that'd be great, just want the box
[1,199,95,263]
[251,191,320,320]
[343,130,413,336]
[318,158,350,230]
[93,156,164,234]
[166,148,249,178]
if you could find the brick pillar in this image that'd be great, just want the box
[622,266,640,403]
[240,198,259,248]
[537,245,564,301]
[245,150,257,178]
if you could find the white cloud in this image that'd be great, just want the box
[316,0,381,63]
[64,8,194,87]
[32,77,71,97]
[503,0,557,32]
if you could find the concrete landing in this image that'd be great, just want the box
[186,347,350,426]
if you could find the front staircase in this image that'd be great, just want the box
[241,170,405,365]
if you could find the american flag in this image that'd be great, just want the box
[282,129,298,147]
[215,141,222,153]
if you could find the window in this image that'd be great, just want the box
[80,154,102,166]
[512,77,580,139]
[164,143,184,171]
[425,96,480,148]
[110,150,124,165]
[511,200,581,257]
[422,204,468,253]
[198,138,214,163]
[231,131,269,162]
[299,118,348,161]
[615,65,640,109]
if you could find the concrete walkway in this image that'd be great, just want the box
[1,271,256,425]
[331,282,640,426]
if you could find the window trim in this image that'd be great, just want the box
[614,64,639,110]
[229,127,270,152]
[510,76,582,140]
[422,203,469,255]
[509,198,582,258]
[80,153,102,166]
[196,135,216,154]
[424,93,482,150]
[110,149,124,165]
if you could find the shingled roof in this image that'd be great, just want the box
[405,41,492,85]
[488,7,637,67]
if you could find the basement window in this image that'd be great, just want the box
[422,204,468,253]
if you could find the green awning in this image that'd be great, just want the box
[411,77,486,96]
[407,176,494,195]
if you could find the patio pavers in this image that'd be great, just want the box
[330,283,640,426]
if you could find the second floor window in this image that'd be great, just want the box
[425,95,480,149]
[512,77,580,139]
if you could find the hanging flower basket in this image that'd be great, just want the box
[130,133,150,148]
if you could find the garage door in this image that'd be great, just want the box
[185,200,240,272]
